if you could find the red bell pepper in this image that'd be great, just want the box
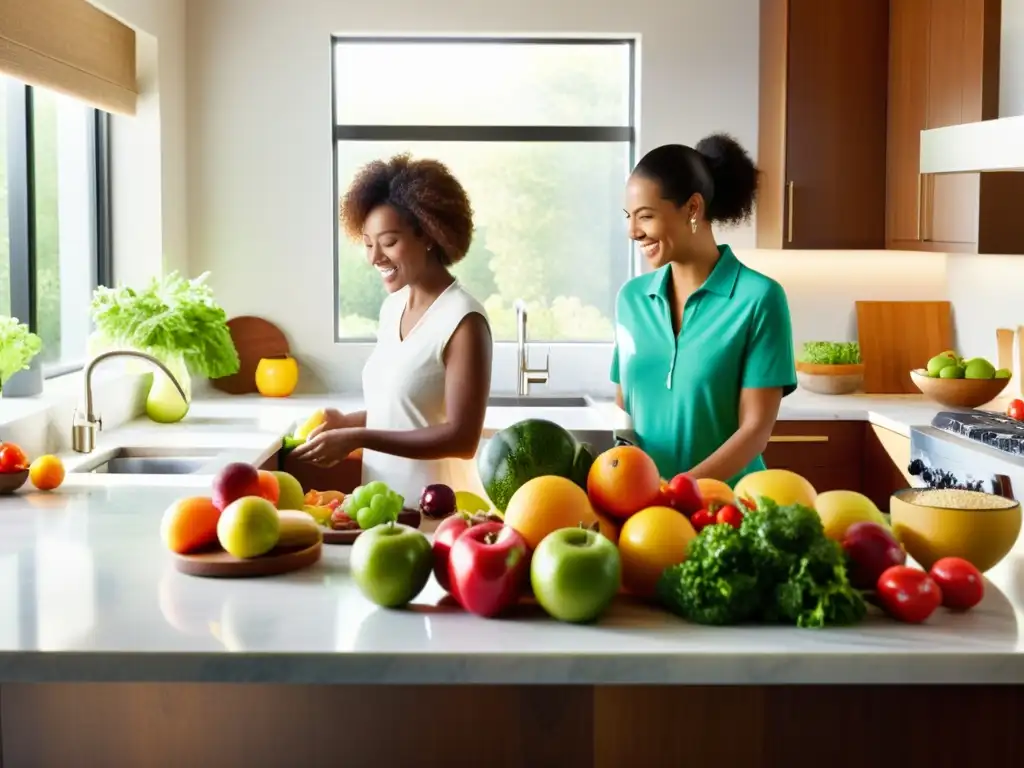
[447,521,529,618]
[667,472,703,516]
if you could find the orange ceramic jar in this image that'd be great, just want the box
[255,355,299,397]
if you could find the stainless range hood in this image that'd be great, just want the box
[920,115,1024,173]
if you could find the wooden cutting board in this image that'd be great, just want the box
[211,316,291,395]
[855,301,953,394]
[171,541,322,578]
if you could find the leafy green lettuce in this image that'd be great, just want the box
[91,272,239,379]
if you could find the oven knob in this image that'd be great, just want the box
[908,459,926,476]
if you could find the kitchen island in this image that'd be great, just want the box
[1,394,1022,765]
[0,479,1022,766]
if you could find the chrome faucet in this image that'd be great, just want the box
[72,350,188,453]
[515,300,549,396]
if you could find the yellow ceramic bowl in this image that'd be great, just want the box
[255,355,299,397]
[889,487,1022,573]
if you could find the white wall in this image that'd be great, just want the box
[88,0,188,284]
[185,0,765,394]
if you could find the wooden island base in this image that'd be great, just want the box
[1,683,1021,766]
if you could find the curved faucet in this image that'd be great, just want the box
[515,300,549,396]
[72,350,188,453]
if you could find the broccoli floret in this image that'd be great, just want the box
[656,524,761,626]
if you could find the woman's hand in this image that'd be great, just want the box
[307,408,351,440]
[290,427,363,468]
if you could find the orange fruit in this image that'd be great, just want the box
[28,454,65,491]
[160,496,221,555]
[504,475,599,549]
[618,506,697,598]
[696,477,735,509]
[587,445,662,519]
[257,470,280,505]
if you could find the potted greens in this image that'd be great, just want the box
[796,341,864,395]
[89,271,240,423]
[0,317,43,398]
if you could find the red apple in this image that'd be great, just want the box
[666,473,703,516]
[432,511,503,595]
[842,522,906,590]
[212,462,262,512]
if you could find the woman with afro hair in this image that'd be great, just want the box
[613,134,797,488]
[293,154,492,523]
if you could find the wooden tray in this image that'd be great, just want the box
[322,508,422,545]
[171,541,322,578]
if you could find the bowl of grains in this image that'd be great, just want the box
[890,488,1022,573]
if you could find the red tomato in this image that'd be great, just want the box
[667,473,703,515]
[876,566,942,623]
[0,443,29,473]
[716,505,744,529]
[690,509,714,532]
[929,557,984,610]
[1009,399,1024,421]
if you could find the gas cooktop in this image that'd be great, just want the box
[931,410,1024,455]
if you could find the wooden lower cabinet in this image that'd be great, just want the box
[764,421,911,508]
[3,683,1021,766]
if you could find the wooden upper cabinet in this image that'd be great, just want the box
[756,0,890,250]
[886,0,1024,253]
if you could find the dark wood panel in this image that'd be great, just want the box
[783,0,889,249]
[6,684,1022,767]
[886,0,930,247]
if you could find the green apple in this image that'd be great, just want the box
[350,524,432,608]
[531,526,621,624]
[271,470,305,510]
[217,496,280,559]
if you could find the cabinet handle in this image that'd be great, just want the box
[769,435,829,443]
[921,176,929,241]
[917,175,925,241]
[786,180,795,243]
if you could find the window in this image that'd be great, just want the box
[332,37,636,343]
[1,76,112,376]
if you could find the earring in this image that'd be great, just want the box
[689,216,698,234]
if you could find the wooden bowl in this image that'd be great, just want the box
[0,470,29,495]
[890,488,1022,572]
[909,368,1011,408]
[796,362,864,395]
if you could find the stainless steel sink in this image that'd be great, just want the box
[72,447,223,475]
[487,395,591,408]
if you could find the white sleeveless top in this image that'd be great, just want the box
[361,281,490,529]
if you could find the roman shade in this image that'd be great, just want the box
[0,0,137,115]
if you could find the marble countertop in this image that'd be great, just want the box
[0,481,1021,685]
[3,389,1017,685]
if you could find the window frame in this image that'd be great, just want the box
[329,34,639,346]
[4,79,113,379]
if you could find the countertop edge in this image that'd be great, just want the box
[1,652,1022,685]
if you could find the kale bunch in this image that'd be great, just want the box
[656,498,867,629]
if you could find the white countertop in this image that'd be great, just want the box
[3,389,1018,685]
[0,479,1021,685]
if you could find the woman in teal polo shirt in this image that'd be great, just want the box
[612,133,797,487]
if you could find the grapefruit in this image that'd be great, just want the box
[504,475,599,549]
[618,506,697,598]
[587,445,661,519]
[733,469,817,509]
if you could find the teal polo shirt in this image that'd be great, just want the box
[610,245,797,487]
